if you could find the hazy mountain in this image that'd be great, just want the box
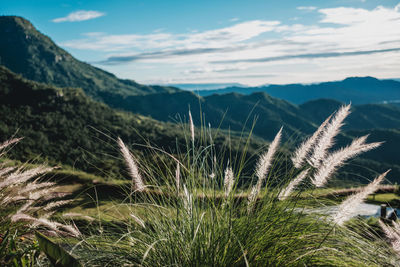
[103,90,317,141]
[170,83,247,91]
[0,16,178,101]
[300,99,400,130]
[198,77,400,105]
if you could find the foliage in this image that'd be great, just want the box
[35,232,81,267]
[0,66,262,180]
[0,230,42,267]
[0,16,178,100]
[65,108,397,266]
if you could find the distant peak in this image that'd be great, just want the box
[343,76,379,82]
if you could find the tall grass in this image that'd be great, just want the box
[66,105,400,266]
[0,137,79,237]
[0,137,83,265]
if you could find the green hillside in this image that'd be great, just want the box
[0,16,178,100]
[105,90,316,141]
[300,99,400,130]
[0,66,263,180]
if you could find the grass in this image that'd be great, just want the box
[3,105,400,266]
[57,107,397,266]
[368,193,400,205]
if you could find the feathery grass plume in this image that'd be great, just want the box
[278,169,309,200]
[17,181,56,196]
[333,170,389,226]
[0,137,23,150]
[312,135,382,187]
[188,110,195,143]
[43,199,74,211]
[379,220,400,255]
[291,115,332,168]
[183,184,193,216]
[11,213,81,237]
[175,162,180,191]
[0,166,54,190]
[130,213,146,228]
[247,185,258,214]
[117,137,145,192]
[55,222,81,237]
[0,166,16,177]
[309,104,351,168]
[223,166,234,197]
[255,127,282,193]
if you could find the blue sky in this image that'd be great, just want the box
[1,0,400,85]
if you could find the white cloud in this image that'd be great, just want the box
[62,20,281,52]
[61,4,400,84]
[297,6,317,11]
[53,10,105,23]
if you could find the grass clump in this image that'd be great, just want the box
[61,105,399,266]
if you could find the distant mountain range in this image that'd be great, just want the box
[197,77,400,105]
[168,83,247,91]
[1,65,399,184]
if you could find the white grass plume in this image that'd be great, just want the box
[188,110,195,143]
[309,104,351,168]
[0,166,54,190]
[279,169,309,200]
[333,170,389,226]
[11,213,81,237]
[379,220,400,255]
[224,166,234,197]
[312,135,382,187]
[255,127,282,192]
[0,137,23,150]
[0,166,17,177]
[291,115,332,169]
[130,213,146,228]
[175,162,180,191]
[247,185,258,214]
[43,199,74,211]
[183,184,193,216]
[117,137,145,192]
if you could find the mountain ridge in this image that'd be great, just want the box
[0,16,179,101]
[196,77,400,105]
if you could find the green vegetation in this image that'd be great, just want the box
[2,100,400,266]
[1,16,400,184]
[0,16,178,101]
[0,66,265,180]
[54,111,398,266]
[2,15,400,266]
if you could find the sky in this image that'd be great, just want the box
[1,0,400,86]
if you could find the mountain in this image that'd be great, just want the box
[103,90,316,141]
[1,16,400,184]
[0,16,178,101]
[170,83,247,91]
[0,66,264,179]
[197,77,400,105]
[1,65,399,184]
[300,99,400,130]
